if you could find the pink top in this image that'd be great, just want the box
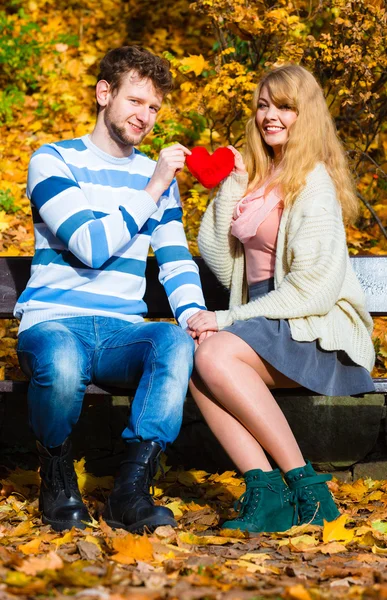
[231,182,283,285]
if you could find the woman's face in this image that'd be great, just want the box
[255,84,298,159]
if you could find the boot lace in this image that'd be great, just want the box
[234,481,275,521]
[119,455,162,502]
[296,488,320,523]
[290,473,331,524]
[46,455,72,498]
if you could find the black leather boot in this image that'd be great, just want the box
[103,441,177,533]
[37,438,92,531]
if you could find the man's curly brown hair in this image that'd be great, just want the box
[97,45,173,98]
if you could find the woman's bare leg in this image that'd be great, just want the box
[191,331,306,473]
[190,372,272,472]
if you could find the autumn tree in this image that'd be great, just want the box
[0,0,386,376]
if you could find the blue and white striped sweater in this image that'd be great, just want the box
[15,135,206,332]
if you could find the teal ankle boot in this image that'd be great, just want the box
[222,468,297,533]
[285,461,340,526]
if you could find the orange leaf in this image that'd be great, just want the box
[18,538,42,555]
[285,584,313,600]
[18,551,64,576]
[111,532,154,564]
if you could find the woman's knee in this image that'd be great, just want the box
[194,333,233,382]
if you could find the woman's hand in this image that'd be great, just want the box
[198,330,216,344]
[227,146,247,175]
[187,310,219,336]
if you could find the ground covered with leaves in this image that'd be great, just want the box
[2,463,387,600]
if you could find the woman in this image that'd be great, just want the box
[187,64,375,533]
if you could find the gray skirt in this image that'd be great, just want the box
[223,278,375,396]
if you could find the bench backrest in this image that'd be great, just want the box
[0,255,386,319]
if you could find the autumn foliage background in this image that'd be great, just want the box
[0,0,386,374]
[1,2,387,598]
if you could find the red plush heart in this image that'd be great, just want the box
[186,146,235,189]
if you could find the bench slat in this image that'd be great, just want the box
[1,379,386,396]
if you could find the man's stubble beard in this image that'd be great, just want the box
[104,107,147,148]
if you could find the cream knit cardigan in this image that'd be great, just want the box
[198,163,375,372]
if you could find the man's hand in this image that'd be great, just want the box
[186,327,217,347]
[146,143,191,202]
[187,310,219,336]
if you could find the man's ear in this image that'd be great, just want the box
[96,80,110,109]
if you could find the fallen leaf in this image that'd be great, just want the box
[18,551,64,576]
[285,584,313,600]
[77,540,101,560]
[319,541,348,554]
[372,520,387,534]
[323,515,354,543]
[110,532,154,564]
[10,520,32,537]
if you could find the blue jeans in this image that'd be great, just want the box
[17,317,195,450]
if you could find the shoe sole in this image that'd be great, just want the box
[42,515,89,532]
[105,515,177,533]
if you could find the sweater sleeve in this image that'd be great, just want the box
[151,180,206,330]
[198,172,248,288]
[215,185,348,329]
[28,146,158,269]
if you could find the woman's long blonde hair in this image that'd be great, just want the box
[244,64,358,222]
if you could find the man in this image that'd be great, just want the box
[15,46,206,533]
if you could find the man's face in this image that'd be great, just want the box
[104,72,163,147]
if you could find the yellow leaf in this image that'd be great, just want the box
[164,500,184,518]
[53,530,74,547]
[111,532,154,563]
[177,469,208,486]
[290,534,319,551]
[29,122,42,132]
[372,544,387,555]
[340,480,369,501]
[178,532,241,546]
[209,471,239,484]
[219,528,247,539]
[74,458,113,493]
[82,75,97,87]
[285,584,313,600]
[82,54,98,66]
[11,520,32,537]
[180,55,208,76]
[18,538,43,555]
[185,501,209,511]
[266,9,288,20]
[180,82,195,93]
[5,571,33,588]
[323,514,354,543]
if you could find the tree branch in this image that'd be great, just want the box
[357,192,387,240]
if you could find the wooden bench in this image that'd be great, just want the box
[0,255,386,396]
[0,254,386,472]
